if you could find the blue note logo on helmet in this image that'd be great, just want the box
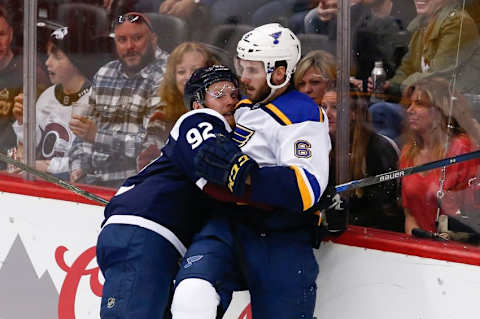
[236,23,301,90]
[183,65,239,110]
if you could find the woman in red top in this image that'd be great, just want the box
[400,77,479,235]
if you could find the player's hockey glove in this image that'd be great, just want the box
[194,134,258,196]
[315,185,348,233]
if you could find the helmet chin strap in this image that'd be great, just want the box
[258,73,291,104]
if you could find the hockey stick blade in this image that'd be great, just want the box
[335,150,480,193]
[0,152,109,205]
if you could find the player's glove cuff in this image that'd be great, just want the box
[226,153,258,195]
[194,134,258,196]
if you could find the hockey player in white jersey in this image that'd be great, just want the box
[172,23,339,319]
[12,25,90,179]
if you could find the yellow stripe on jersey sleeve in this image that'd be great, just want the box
[265,103,292,125]
[235,99,253,109]
[290,165,313,211]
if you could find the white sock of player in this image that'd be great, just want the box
[171,278,220,319]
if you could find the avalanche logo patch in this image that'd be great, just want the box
[232,124,255,147]
[183,255,203,269]
[270,31,282,44]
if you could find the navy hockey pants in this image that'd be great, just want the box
[97,224,180,319]
[175,218,318,319]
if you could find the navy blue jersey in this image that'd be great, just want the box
[103,108,233,247]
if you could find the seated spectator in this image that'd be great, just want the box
[252,0,320,33]
[322,87,404,232]
[294,49,336,106]
[137,41,218,169]
[11,25,91,180]
[305,0,414,90]
[400,77,480,235]
[0,5,49,170]
[378,0,480,100]
[354,0,415,85]
[158,0,272,27]
[68,12,169,188]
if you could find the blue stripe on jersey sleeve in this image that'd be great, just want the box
[304,168,321,204]
[250,166,304,212]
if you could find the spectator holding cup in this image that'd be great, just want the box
[12,24,91,180]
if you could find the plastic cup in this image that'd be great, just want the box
[71,102,91,119]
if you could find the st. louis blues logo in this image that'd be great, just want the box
[270,31,282,45]
[183,255,203,269]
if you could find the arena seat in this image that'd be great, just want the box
[297,33,336,57]
[204,24,254,64]
[56,3,109,53]
[144,13,189,53]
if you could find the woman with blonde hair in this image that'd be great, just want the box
[138,42,219,169]
[294,49,336,105]
[400,77,479,235]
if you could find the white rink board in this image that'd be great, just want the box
[313,242,480,319]
[1,191,480,319]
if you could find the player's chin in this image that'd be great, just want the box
[224,114,235,128]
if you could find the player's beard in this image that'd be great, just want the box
[120,42,155,75]
[243,81,271,104]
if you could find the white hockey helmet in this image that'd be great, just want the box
[236,23,301,90]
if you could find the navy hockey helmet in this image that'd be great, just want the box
[183,65,239,110]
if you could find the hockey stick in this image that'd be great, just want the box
[335,150,480,193]
[0,152,109,205]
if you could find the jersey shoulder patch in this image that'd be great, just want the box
[170,108,232,141]
[262,90,323,126]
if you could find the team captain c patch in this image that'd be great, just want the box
[232,124,255,147]
[294,140,312,158]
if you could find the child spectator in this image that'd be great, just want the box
[12,25,90,180]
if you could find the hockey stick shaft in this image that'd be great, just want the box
[0,152,109,205]
[335,150,480,193]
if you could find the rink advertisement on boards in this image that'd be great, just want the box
[2,186,480,318]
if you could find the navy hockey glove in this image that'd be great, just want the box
[316,186,347,233]
[194,134,258,195]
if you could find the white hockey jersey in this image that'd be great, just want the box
[232,89,331,212]
[13,83,90,175]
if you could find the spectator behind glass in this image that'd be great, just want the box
[251,0,320,33]
[158,0,271,25]
[374,0,480,100]
[294,49,336,106]
[400,77,480,235]
[304,0,376,37]
[68,12,169,188]
[11,25,91,180]
[322,88,404,232]
[353,0,415,85]
[304,0,415,91]
[0,5,49,170]
[137,41,219,169]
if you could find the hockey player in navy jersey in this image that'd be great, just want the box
[172,24,338,319]
[95,65,242,319]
